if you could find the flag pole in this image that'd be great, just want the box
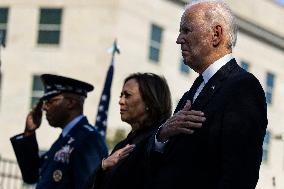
[0,31,5,97]
[0,31,4,69]
[95,39,120,139]
[111,39,120,65]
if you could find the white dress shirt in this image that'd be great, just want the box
[193,53,233,102]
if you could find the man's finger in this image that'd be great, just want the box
[175,120,202,128]
[182,100,192,111]
[173,114,205,124]
[182,115,206,122]
[184,122,203,128]
[176,127,195,135]
[180,110,205,116]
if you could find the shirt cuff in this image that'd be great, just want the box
[15,134,25,140]
[154,125,168,153]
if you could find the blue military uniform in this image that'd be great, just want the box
[10,74,108,189]
[11,117,108,189]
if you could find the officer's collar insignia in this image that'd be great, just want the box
[53,170,63,182]
[54,145,74,164]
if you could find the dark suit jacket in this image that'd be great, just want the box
[148,59,267,189]
[11,116,108,189]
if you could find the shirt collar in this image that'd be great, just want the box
[201,53,233,84]
[61,115,84,137]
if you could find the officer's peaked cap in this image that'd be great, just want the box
[40,74,94,100]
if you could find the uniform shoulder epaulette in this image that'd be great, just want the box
[83,124,95,132]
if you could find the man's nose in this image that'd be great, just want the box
[176,33,184,44]
[119,97,125,105]
[42,102,48,111]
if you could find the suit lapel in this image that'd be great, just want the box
[192,59,238,110]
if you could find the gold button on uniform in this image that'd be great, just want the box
[53,170,63,182]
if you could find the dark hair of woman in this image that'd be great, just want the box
[124,72,172,126]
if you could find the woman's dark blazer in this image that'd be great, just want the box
[86,120,164,189]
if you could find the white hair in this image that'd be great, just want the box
[185,0,238,49]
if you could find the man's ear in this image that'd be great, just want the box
[212,25,223,47]
[66,98,76,109]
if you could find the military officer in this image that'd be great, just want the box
[11,74,108,189]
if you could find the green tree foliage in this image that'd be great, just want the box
[106,128,127,151]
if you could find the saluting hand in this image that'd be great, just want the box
[24,100,43,136]
[101,144,135,171]
[158,100,206,142]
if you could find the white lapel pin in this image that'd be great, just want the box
[67,137,75,144]
[211,85,215,90]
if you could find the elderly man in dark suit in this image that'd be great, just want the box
[11,74,108,189]
[150,1,268,189]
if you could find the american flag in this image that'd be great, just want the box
[95,40,120,139]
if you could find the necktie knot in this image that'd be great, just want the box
[195,74,204,86]
[189,74,204,102]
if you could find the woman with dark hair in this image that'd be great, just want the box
[86,72,172,189]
